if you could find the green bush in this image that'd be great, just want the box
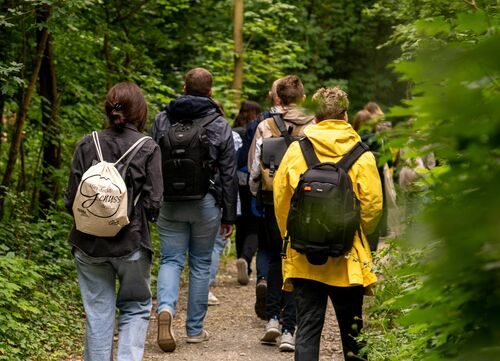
[0,198,83,360]
[363,2,500,360]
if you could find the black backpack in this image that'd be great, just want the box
[159,113,217,201]
[258,114,301,206]
[283,137,369,265]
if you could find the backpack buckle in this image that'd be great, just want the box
[281,234,289,259]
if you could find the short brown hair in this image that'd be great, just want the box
[276,75,304,105]
[105,82,147,131]
[352,109,373,131]
[364,101,383,116]
[185,67,213,96]
[312,87,349,121]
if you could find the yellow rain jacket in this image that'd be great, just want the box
[273,119,383,291]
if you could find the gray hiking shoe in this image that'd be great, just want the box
[236,258,249,285]
[279,331,295,352]
[260,318,281,345]
[208,291,220,306]
[186,329,210,343]
[157,309,176,352]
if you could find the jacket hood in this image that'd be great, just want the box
[167,94,221,121]
[304,119,361,157]
[282,105,315,126]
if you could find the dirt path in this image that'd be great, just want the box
[143,260,343,361]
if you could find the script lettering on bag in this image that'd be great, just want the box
[78,175,124,218]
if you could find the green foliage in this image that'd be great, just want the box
[0,193,83,360]
[364,2,500,360]
[1,0,498,358]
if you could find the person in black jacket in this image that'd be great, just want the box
[64,82,163,361]
[151,67,238,352]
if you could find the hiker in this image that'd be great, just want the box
[151,68,237,352]
[232,100,262,286]
[274,87,382,360]
[354,105,400,246]
[64,82,163,361]
[208,100,243,305]
[248,75,315,352]
[398,147,435,220]
[243,80,284,319]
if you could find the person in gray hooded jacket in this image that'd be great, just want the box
[151,67,237,352]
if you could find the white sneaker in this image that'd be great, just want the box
[186,329,210,343]
[208,291,220,306]
[279,331,295,352]
[260,318,281,345]
[236,258,249,285]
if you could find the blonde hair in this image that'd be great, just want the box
[312,87,349,121]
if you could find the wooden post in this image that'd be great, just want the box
[232,0,244,108]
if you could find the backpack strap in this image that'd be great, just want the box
[91,131,104,162]
[336,142,369,171]
[114,136,152,166]
[299,137,321,168]
[273,114,297,146]
[272,114,288,137]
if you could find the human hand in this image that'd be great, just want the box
[220,224,234,240]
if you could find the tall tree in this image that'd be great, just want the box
[232,0,244,107]
[37,23,60,215]
[0,6,50,218]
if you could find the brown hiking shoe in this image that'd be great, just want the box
[158,309,176,352]
[255,278,267,320]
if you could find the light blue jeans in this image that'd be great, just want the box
[74,248,152,361]
[209,230,227,287]
[156,193,221,336]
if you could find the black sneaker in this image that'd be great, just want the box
[255,278,267,320]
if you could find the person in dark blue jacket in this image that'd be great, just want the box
[151,68,237,352]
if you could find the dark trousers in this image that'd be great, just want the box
[263,205,296,332]
[256,216,270,280]
[235,185,259,274]
[293,279,365,361]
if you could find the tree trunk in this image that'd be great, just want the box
[0,14,50,218]
[37,29,61,216]
[232,0,244,108]
[103,31,113,90]
[0,92,4,158]
[103,5,114,90]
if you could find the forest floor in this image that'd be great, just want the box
[142,259,344,361]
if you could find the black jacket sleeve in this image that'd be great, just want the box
[215,120,238,224]
[141,142,163,222]
[63,137,90,215]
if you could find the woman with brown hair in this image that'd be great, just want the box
[64,82,163,361]
[231,100,262,284]
[233,100,261,131]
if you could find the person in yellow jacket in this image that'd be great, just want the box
[273,87,383,361]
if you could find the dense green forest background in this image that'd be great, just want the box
[0,0,499,360]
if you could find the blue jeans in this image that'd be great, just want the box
[157,193,221,336]
[74,248,152,361]
[210,229,226,287]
